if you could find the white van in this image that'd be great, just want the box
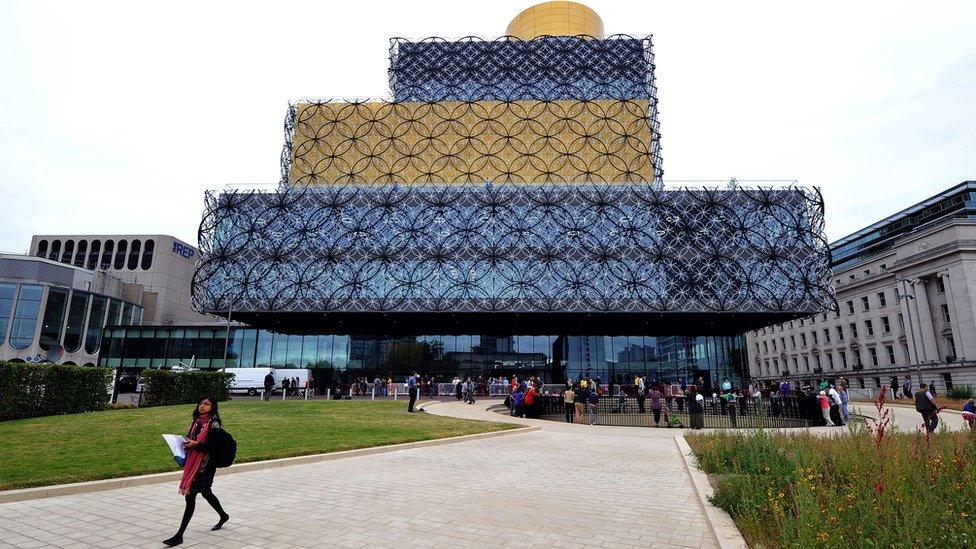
[226,368,312,396]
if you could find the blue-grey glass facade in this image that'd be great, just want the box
[100,327,748,387]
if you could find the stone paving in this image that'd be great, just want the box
[0,400,717,548]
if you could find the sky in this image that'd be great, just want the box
[0,0,974,253]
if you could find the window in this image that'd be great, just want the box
[39,288,69,350]
[106,299,122,326]
[847,300,855,315]
[781,337,786,350]
[141,239,155,270]
[943,373,954,392]
[849,274,855,281]
[941,304,951,323]
[121,303,134,325]
[824,328,830,343]
[74,240,87,268]
[858,378,865,389]
[127,239,141,270]
[863,269,871,276]
[114,240,128,269]
[881,316,891,333]
[812,331,818,345]
[937,277,946,293]
[62,292,89,353]
[792,357,798,370]
[48,240,61,261]
[85,296,108,354]
[839,350,848,368]
[861,296,870,311]
[36,240,48,258]
[791,335,796,349]
[877,292,887,307]
[947,337,957,361]
[886,345,895,364]
[9,285,43,349]
[815,355,822,370]
[865,319,874,336]
[772,339,777,351]
[850,322,858,338]
[101,240,114,269]
[800,319,804,326]
[773,359,779,372]
[874,377,882,388]
[87,240,101,270]
[835,309,841,319]
[763,341,768,353]
[804,356,810,371]
[800,333,807,347]
[60,240,74,264]
[869,347,879,366]
[854,351,864,368]
[837,326,844,341]
[826,352,834,370]
[0,283,15,346]
[898,313,905,331]
[822,313,828,322]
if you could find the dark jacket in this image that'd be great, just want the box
[915,390,936,413]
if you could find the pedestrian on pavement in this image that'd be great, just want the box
[902,375,913,399]
[688,387,704,430]
[818,391,834,427]
[914,383,939,432]
[281,377,290,398]
[828,385,843,426]
[163,397,229,546]
[838,381,850,425]
[649,384,663,426]
[563,385,575,423]
[587,388,599,425]
[407,371,419,412]
[263,371,275,401]
[962,398,976,431]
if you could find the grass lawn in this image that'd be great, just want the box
[687,425,976,548]
[0,400,514,491]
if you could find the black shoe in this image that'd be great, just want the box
[212,514,229,531]
[162,535,183,546]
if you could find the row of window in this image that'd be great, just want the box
[0,282,141,354]
[35,238,156,272]
[759,314,904,355]
[98,329,750,384]
[761,334,958,377]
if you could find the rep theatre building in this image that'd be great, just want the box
[100,2,834,389]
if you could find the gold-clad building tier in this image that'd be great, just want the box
[506,1,604,39]
[290,99,654,185]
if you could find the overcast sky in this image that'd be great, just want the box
[1,0,973,253]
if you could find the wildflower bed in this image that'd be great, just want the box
[687,412,976,547]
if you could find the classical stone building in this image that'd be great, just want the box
[748,181,976,394]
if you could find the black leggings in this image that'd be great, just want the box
[652,408,661,424]
[176,488,226,537]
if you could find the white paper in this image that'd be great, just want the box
[162,434,186,459]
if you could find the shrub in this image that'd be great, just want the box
[0,362,112,421]
[947,385,975,400]
[138,370,233,408]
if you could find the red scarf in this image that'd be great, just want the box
[178,414,212,495]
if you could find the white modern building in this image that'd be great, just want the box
[27,235,215,326]
[748,181,976,394]
[0,254,142,365]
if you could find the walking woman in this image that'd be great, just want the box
[164,397,229,546]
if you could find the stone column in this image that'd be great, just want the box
[899,281,923,364]
[912,278,939,362]
[941,269,967,360]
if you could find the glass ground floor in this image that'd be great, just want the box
[99,325,750,388]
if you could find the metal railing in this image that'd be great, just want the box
[510,395,814,428]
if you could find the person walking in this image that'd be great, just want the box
[838,381,850,425]
[563,385,575,423]
[649,384,663,427]
[281,377,290,399]
[914,383,939,432]
[902,375,913,399]
[688,387,704,430]
[587,388,599,425]
[163,397,229,546]
[828,385,843,426]
[262,371,274,401]
[407,371,419,412]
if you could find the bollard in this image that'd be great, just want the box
[260,389,264,401]
[394,385,398,400]
[282,388,286,401]
[371,386,375,400]
[304,388,309,401]
[326,388,331,400]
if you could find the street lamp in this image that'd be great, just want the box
[895,277,923,385]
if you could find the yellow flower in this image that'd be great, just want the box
[816,532,829,541]
[779,492,785,498]
[964,512,970,518]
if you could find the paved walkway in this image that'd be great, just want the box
[0,400,717,549]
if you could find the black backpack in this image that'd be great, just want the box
[209,427,237,468]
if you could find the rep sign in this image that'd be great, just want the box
[173,241,196,259]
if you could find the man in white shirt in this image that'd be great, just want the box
[828,385,843,425]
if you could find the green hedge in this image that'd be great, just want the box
[0,362,112,421]
[138,370,233,408]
